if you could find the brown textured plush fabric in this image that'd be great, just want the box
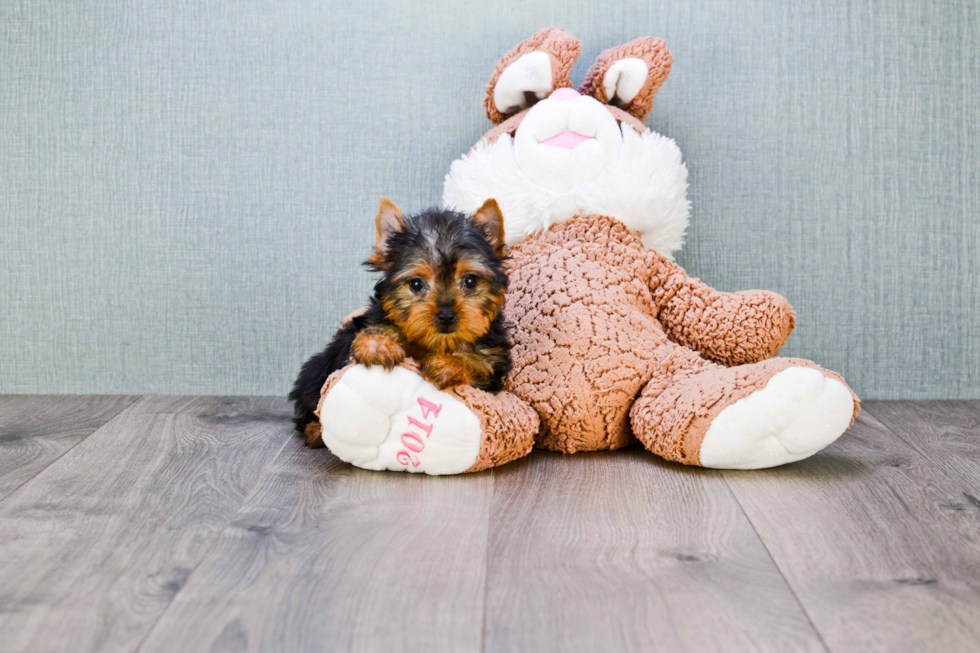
[578,37,673,121]
[316,359,537,473]
[454,384,538,472]
[505,216,661,452]
[483,27,581,125]
[504,214,858,456]
[647,250,797,366]
[631,357,856,464]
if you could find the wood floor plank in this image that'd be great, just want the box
[864,400,980,489]
[0,395,137,502]
[722,408,980,653]
[483,449,825,653]
[137,437,493,653]
[0,395,293,653]
[962,400,980,417]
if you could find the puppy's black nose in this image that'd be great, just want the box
[435,309,457,329]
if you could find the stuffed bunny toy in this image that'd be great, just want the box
[314,28,859,474]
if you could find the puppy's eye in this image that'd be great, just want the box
[462,274,478,289]
[408,278,426,293]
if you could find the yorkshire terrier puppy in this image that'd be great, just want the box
[289,198,511,447]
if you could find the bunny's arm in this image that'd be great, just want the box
[646,249,796,366]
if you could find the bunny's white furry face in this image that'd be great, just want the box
[442,92,691,257]
[512,88,622,192]
[442,31,690,257]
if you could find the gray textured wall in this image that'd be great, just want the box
[1,0,978,399]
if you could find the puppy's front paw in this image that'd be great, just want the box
[422,355,471,390]
[351,331,405,370]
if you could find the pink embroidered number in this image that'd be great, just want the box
[401,432,424,453]
[395,397,444,468]
[396,451,419,467]
[417,397,443,420]
[406,416,433,438]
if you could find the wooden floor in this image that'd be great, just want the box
[0,397,979,653]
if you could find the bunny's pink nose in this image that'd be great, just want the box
[549,87,580,101]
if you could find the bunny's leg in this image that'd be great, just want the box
[647,249,797,367]
[630,341,858,469]
[314,361,537,475]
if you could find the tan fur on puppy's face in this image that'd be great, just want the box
[383,258,505,354]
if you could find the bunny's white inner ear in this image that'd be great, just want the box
[603,57,648,106]
[493,51,553,115]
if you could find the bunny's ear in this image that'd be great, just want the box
[484,28,582,124]
[578,37,672,122]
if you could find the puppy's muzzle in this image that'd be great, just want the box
[435,309,458,332]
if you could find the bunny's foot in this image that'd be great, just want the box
[315,362,537,475]
[631,359,858,469]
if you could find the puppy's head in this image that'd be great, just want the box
[368,198,507,352]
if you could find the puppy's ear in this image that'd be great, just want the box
[578,37,672,122]
[370,198,404,268]
[484,28,581,125]
[472,198,506,258]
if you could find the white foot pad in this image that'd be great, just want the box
[698,367,854,470]
[318,366,483,475]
